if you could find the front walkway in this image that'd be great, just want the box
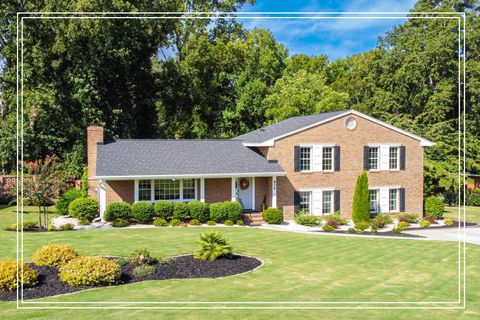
[403,226,480,245]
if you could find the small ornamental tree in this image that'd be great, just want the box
[81,166,89,197]
[352,171,370,223]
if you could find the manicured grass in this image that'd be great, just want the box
[0,205,59,229]
[0,226,478,320]
[445,206,480,223]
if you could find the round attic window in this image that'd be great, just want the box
[345,117,357,130]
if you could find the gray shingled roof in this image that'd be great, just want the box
[233,110,348,143]
[96,140,284,177]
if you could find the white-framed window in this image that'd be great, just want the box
[322,147,333,171]
[138,180,152,201]
[369,189,380,213]
[300,147,311,171]
[322,190,333,214]
[389,147,399,170]
[368,147,379,170]
[389,188,399,212]
[299,191,311,212]
[138,179,196,202]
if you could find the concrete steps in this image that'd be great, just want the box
[243,212,265,226]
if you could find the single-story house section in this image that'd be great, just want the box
[88,109,435,221]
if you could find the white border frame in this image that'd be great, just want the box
[15,11,466,310]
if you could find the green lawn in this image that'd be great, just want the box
[0,205,59,229]
[445,206,480,223]
[0,223,478,320]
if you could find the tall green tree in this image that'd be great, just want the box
[352,172,370,223]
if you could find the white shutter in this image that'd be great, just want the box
[379,145,390,170]
[312,146,323,171]
[311,190,323,215]
[379,188,389,213]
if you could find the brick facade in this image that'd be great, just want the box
[205,178,231,203]
[87,126,103,198]
[263,114,425,219]
[106,180,134,204]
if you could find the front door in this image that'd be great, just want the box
[237,177,253,210]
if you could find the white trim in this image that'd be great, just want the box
[367,143,402,147]
[369,185,402,189]
[95,171,285,180]
[134,180,139,202]
[299,187,336,192]
[98,180,107,222]
[298,143,336,147]
[200,178,205,202]
[299,144,335,173]
[271,176,277,208]
[251,177,256,210]
[241,110,435,147]
[133,178,197,203]
[231,177,236,202]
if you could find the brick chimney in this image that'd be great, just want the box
[87,126,104,197]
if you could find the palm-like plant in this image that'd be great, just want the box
[194,232,232,261]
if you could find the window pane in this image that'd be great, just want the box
[322,147,333,171]
[368,147,379,170]
[299,191,311,212]
[182,179,196,200]
[300,147,311,171]
[138,180,151,201]
[389,189,398,211]
[322,191,333,214]
[369,189,379,212]
[389,147,399,170]
[154,179,180,200]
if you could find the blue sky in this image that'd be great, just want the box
[239,0,418,59]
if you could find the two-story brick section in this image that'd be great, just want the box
[88,109,434,221]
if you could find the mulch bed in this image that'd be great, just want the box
[0,254,262,301]
[313,229,424,238]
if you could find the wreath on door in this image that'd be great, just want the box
[239,178,249,190]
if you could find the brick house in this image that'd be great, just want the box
[88,109,434,221]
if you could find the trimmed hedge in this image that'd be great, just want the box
[32,244,78,268]
[0,259,38,291]
[172,202,189,220]
[262,208,283,224]
[188,201,210,222]
[154,201,173,219]
[112,218,129,228]
[153,218,168,227]
[55,188,82,215]
[68,197,98,222]
[425,196,445,218]
[104,202,132,221]
[131,201,154,224]
[210,201,243,222]
[59,256,121,286]
[352,172,370,223]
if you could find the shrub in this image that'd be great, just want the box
[112,218,129,228]
[356,229,364,234]
[153,218,168,227]
[224,220,234,226]
[296,210,311,216]
[59,256,121,286]
[322,224,336,232]
[129,249,157,266]
[262,208,283,224]
[104,202,131,221]
[159,256,175,265]
[8,221,38,231]
[209,202,227,222]
[235,219,245,226]
[132,265,156,277]
[466,189,480,206]
[56,188,83,215]
[153,200,173,219]
[396,221,410,231]
[194,232,232,261]
[347,227,356,233]
[79,219,91,225]
[425,196,445,218]
[68,197,98,222]
[371,228,378,234]
[60,223,74,231]
[352,171,370,223]
[355,221,370,231]
[444,218,454,226]
[325,220,338,229]
[48,225,56,232]
[189,219,201,226]
[207,220,216,226]
[116,257,129,266]
[370,214,393,229]
[324,211,348,225]
[172,202,189,220]
[397,213,419,224]
[170,218,181,226]
[188,201,210,222]
[420,220,432,228]
[423,215,437,224]
[131,201,154,224]
[0,260,38,291]
[295,214,320,227]
[32,244,79,268]
[224,201,243,221]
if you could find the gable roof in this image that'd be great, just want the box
[95,139,285,179]
[233,109,435,147]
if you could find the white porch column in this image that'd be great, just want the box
[98,180,107,222]
[231,177,237,201]
[200,178,205,202]
[251,177,256,210]
[272,176,277,208]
